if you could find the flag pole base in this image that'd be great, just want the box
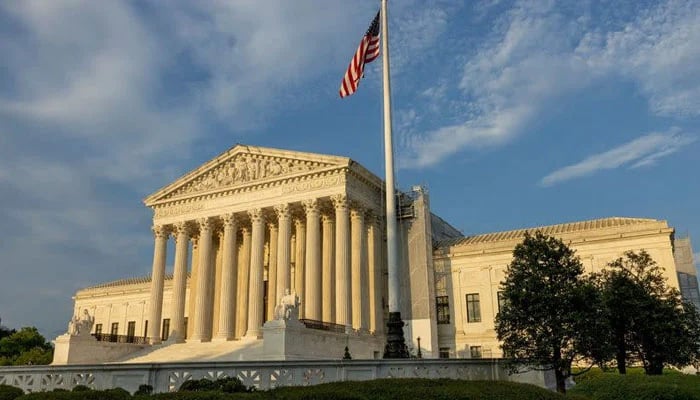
[383,312,409,358]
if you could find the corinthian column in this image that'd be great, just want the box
[303,199,321,320]
[215,214,237,340]
[275,204,292,307]
[350,204,366,330]
[147,225,169,344]
[367,212,383,334]
[235,227,251,339]
[191,217,214,342]
[294,218,306,319]
[246,209,265,338]
[169,222,190,342]
[321,213,335,323]
[266,221,278,322]
[332,194,351,327]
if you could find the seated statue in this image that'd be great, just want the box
[273,289,300,321]
[68,309,94,336]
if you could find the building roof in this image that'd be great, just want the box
[79,273,187,292]
[435,217,666,248]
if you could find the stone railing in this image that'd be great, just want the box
[0,359,554,394]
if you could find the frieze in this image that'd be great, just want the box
[155,203,205,218]
[167,154,336,199]
[281,175,344,194]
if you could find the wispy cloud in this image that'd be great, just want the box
[540,130,696,187]
[399,0,700,168]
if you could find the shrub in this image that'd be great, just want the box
[177,377,251,393]
[0,385,23,400]
[134,384,153,396]
[71,385,91,392]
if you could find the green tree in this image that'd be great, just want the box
[0,327,53,366]
[495,231,608,393]
[596,250,700,375]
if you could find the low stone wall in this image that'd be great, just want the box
[0,359,555,394]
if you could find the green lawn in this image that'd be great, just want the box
[569,368,700,400]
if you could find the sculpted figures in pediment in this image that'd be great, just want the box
[173,154,323,197]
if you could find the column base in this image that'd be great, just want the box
[212,333,234,342]
[383,312,409,358]
[243,330,263,340]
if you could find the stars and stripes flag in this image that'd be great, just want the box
[339,10,381,98]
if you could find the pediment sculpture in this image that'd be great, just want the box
[170,154,330,198]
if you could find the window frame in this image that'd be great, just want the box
[436,295,450,324]
[466,293,482,323]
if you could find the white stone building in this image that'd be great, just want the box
[57,144,698,364]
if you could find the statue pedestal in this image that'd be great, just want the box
[52,334,147,365]
[261,319,384,360]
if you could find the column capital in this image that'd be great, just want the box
[350,202,366,219]
[274,203,291,219]
[294,217,305,229]
[248,208,265,224]
[321,213,334,224]
[221,213,237,228]
[302,199,320,215]
[152,225,170,239]
[172,222,191,243]
[197,217,213,231]
[331,194,348,210]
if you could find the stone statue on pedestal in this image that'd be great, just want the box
[67,309,95,337]
[273,289,300,321]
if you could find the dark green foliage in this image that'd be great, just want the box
[0,327,53,366]
[595,250,700,374]
[135,384,153,396]
[18,388,131,400]
[0,385,23,400]
[71,385,90,392]
[178,378,251,393]
[495,231,604,393]
[571,368,700,400]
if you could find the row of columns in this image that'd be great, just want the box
[147,195,385,344]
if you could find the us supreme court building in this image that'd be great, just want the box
[57,144,698,364]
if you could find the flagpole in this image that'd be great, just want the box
[381,0,408,358]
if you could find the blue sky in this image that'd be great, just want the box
[1,0,699,338]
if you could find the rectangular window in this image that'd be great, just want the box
[94,323,103,335]
[183,317,188,340]
[162,319,170,341]
[439,347,450,359]
[470,346,482,359]
[497,291,506,314]
[436,296,450,324]
[144,320,148,338]
[466,293,481,323]
[127,321,136,343]
[110,322,119,342]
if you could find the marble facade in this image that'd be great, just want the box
[60,145,698,364]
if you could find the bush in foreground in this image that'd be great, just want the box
[0,384,24,400]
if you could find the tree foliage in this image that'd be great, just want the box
[495,231,608,393]
[595,250,700,374]
[0,327,53,366]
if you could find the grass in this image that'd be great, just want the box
[569,367,700,400]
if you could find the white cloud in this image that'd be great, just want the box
[540,130,696,186]
[0,0,373,335]
[400,0,700,168]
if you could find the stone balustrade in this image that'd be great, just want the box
[0,359,554,394]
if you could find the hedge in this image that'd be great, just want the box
[0,385,24,400]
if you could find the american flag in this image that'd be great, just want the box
[339,11,381,98]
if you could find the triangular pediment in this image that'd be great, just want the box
[145,145,350,205]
